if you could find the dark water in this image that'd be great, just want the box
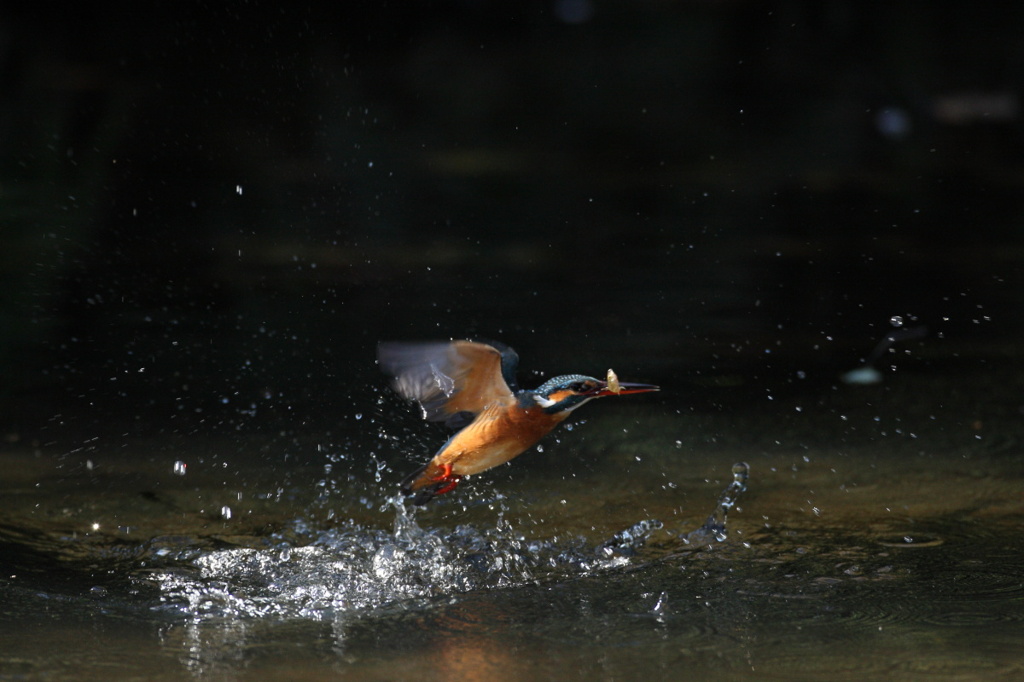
[3,361,1024,680]
[3,3,1024,680]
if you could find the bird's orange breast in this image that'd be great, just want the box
[437,403,566,476]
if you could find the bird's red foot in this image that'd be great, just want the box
[400,462,462,505]
[431,463,462,496]
[432,476,461,497]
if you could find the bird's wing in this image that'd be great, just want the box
[377,340,518,422]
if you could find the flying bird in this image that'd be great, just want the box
[378,340,658,505]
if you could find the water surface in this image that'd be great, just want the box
[3,357,1022,681]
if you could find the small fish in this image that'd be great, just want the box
[606,368,621,394]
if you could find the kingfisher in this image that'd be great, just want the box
[377,340,659,505]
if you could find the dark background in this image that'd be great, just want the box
[2,1,1022,445]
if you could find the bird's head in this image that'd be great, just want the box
[529,374,659,414]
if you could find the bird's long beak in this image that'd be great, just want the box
[594,381,660,397]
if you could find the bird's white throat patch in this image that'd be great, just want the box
[532,394,595,412]
[532,394,556,408]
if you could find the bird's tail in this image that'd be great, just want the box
[399,463,428,495]
[400,462,460,506]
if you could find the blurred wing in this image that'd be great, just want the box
[377,340,518,422]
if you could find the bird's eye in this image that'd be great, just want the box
[570,381,591,393]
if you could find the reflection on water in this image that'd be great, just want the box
[142,507,1024,681]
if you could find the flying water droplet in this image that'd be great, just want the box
[598,519,663,557]
[685,462,749,545]
[150,465,750,621]
[651,591,670,622]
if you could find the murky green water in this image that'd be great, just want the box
[3,355,1023,681]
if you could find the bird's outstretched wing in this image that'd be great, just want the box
[377,340,518,423]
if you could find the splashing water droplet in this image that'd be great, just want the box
[686,462,750,545]
[150,465,749,621]
[651,591,669,622]
[598,519,664,557]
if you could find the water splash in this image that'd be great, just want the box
[684,461,750,544]
[598,519,664,557]
[150,464,750,620]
